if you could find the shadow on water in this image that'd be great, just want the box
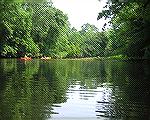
[96,60,150,120]
[0,59,69,120]
[0,59,150,120]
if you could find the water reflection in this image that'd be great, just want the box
[96,61,150,120]
[0,59,150,120]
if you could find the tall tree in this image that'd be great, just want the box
[98,0,150,58]
[30,2,69,57]
[0,3,39,57]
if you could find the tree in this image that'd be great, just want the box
[98,0,150,58]
[0,3,39,57]
[29,2,69,57]
[67,29,83,58]
[79,23,108,57]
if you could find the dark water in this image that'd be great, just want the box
[0,59,150,120]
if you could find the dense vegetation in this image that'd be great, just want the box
[98,0,150,58]
[0,0,150,59]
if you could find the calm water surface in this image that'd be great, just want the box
[0,59,150,120]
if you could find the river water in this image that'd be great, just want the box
[0,59,150,120]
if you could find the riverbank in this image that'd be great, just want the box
[40,56,150,62]
[1,55,149,61]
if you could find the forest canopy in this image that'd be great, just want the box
[98,0,150,58]
[0,0,150,59]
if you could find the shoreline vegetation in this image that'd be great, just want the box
[0,1,150,60]
[1,55,149,61]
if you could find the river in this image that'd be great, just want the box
[0,59,150,120]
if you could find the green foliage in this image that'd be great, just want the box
[0,1,111,59]
[98,0,150,58]
[30,3,69,57]
[0,3,39,57]
[64,23,109,58]
[1,0,150,59]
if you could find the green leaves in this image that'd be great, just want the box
[2,45,17,56]
[97,0,150,58]
[0,3,39,57]
[2,0,149,58]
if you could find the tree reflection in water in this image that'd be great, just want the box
[0,59,150,120]
[0,59,69,120]
[96,61,150,120]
